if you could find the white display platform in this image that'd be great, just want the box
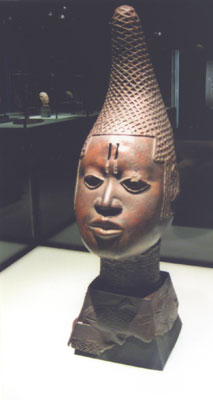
[0,246,212,400]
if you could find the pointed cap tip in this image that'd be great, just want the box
[114,4,135,12]
[113,4,138,17]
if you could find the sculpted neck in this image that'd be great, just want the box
[99,241,161,298]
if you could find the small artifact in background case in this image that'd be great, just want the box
[68,5,182,370]
[39,91,51,118]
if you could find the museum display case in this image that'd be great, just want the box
[0,246,212,399]
[0,2,212,397]
[0,0,212,272]
[0,70,88,127]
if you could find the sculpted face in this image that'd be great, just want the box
[75,135,167,260]
[39,92,49,106]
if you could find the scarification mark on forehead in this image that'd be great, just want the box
[115,143,119,159]
[105,143,120,174]
[107,143,120,159]
[107,143,112,160]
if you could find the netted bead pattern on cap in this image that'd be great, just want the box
[88,5,176,164]
[80,5,179,219]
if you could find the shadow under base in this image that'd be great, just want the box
[75,316,182,370]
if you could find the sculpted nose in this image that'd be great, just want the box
[94,181,122,217]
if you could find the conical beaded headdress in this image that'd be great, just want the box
[80,5,179,219]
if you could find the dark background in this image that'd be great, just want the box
[0,0,212,130]
[0,0,212,270]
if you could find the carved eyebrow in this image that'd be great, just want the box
[129,173,142,181]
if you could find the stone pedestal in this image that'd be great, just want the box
[40,105,51,118]
[69,271,182,370]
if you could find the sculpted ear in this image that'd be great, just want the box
[161,162,180,220]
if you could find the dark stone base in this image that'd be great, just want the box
[40,105,51,118]
[75,316,182,370]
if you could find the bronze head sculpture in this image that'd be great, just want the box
[39,91,50,106]
[39,91,51,118]
[69,5,181,370]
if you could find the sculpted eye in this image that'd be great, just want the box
[121,178,150,194]
[84,175,104,190]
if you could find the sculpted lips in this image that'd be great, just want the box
[89,219,123,239]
